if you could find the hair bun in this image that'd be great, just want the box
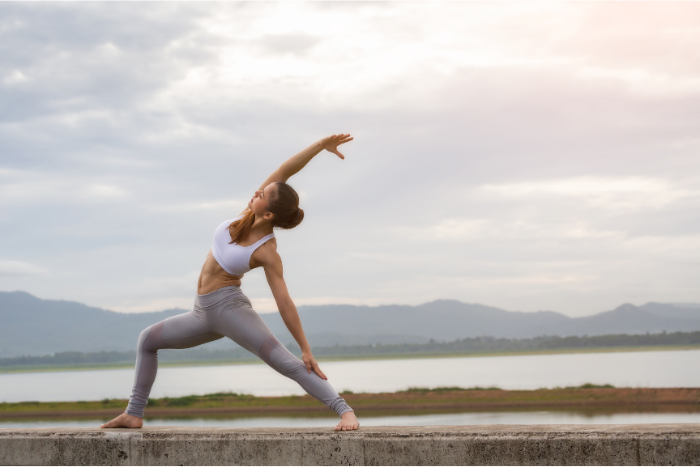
[268,182,304,229]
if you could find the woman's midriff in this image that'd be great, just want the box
[197,249,243,295]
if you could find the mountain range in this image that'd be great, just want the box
[1,291,699,357]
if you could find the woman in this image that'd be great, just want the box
[101,134,360,431]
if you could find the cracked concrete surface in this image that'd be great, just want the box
[1,424,699,465]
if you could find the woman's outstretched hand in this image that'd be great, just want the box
[302,350,328,379]
[320,134,353,159]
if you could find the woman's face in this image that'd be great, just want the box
[248,183,275,218]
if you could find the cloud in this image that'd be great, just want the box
[257,33,321,56]
[0,168,132,206]
[480,177,700,211]
[0,260,48,277]
[0,2,699,317]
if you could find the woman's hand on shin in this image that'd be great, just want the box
[302,350,328,380]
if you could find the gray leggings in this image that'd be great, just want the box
[125,285,352,418]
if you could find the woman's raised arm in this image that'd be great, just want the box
[257,134,353,191]
[238,134,353,216]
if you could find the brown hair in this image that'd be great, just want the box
[228,210,255,244]
[228,182,304,244]
[268,182,304,230]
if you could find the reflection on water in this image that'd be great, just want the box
[1,350,699,403]
[2,410,700,429]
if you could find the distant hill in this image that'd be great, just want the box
[263,300,700,347]
[1,291,699,357]
[0,291,187,357]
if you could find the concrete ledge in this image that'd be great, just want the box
[1,424,699,465]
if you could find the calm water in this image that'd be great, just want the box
[1,349,698,403]
[3,412,700,429]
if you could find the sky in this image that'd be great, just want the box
[1,2,699,317]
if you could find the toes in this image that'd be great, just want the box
[336,422,361,432]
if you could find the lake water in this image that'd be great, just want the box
[1,349,698,403]
[3,411,700,429]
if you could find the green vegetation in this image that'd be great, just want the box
[567,383,615,389]
[147,392,251,408]
[400,384,613,392]
[0,348,255,367]
[401,386,503,392]
[1,331,699,373]
[299,331,700,357]
[3,386,699,420]
[0,391,329,415]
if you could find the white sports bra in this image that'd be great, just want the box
[211,215,275,276]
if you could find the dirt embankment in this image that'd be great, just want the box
[2,387,699,419]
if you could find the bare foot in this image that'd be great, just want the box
[100,413,143,429]
[334,411,360,431]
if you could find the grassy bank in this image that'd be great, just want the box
[2,343,699,374]
[2,386,699,420]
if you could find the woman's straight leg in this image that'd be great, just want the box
[124,309,223,417]
[206,294,353,416]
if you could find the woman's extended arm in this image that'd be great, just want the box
[256,134,353,191]
[257,242,328,379]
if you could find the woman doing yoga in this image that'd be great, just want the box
[101,134,360,431]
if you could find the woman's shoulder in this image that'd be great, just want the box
[249,236,280,269]
[254,235,278,255]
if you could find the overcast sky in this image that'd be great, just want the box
[1,2,699,317]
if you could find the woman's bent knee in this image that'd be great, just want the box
[137,322,164,354]
[136,326,153,348]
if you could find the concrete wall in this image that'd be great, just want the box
[1,424,699,465]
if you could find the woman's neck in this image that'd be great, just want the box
[250,215,273,236]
